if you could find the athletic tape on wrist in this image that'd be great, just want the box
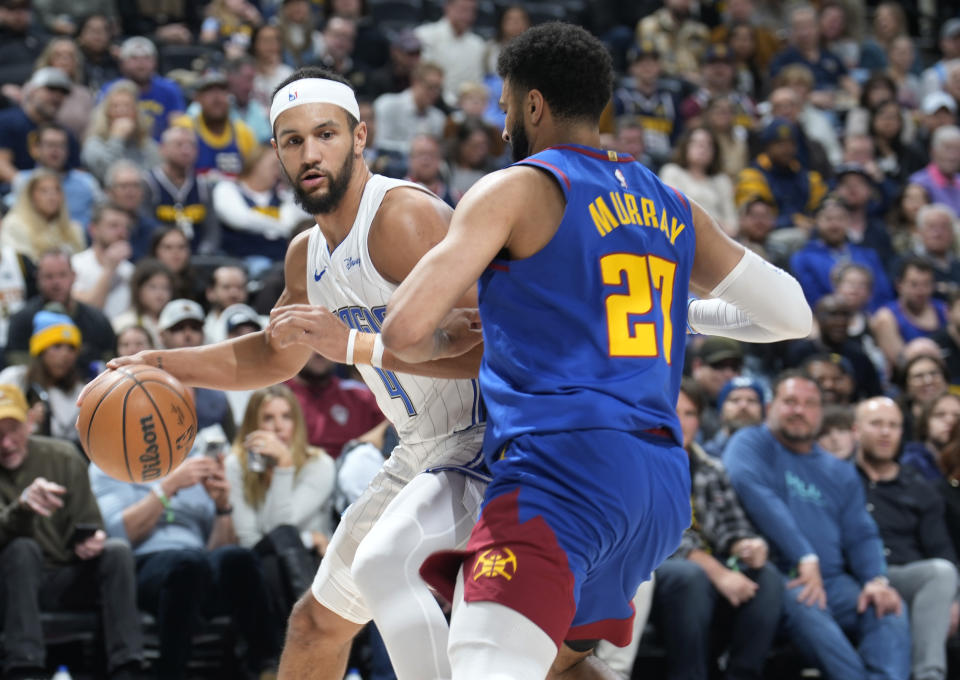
[345,328,358,365]
[371,334,385,369]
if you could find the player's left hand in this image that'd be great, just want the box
[75,529,106,560]
[857,579,902,618]
[267,304,351,361]
[435,307,483,359]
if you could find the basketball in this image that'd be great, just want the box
[77,365,198,483]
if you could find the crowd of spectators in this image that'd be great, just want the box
[0,0,960,678]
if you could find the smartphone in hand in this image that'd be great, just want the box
[68,523,99,547]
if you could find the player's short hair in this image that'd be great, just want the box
[497,22,612,123]
[271,66,359,130]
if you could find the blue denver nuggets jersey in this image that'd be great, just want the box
[478,144,695,451]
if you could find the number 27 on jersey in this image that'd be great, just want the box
[600,253,677,362]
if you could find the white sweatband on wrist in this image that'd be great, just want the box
[345,328,358,365]
[371,333,385,369]
[688,249,812,341]
[270,78,361,128]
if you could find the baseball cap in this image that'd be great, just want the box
[158,299,205,332]
[119,36,157,60]
[703,44,733,64]
[26,67,71,93]
[698,337,744,366]
[390,29,421,53]
[627,39,659,62]
[834,162,873,183]
[223,303,262,334]
[0,384,28,423]
[194,69,228,92]
[717,376,765,410]
[922,91,958,116]
[760,118,797,146]
[941,18,960,40]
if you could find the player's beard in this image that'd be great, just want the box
[509,117,531,163]
[283,150,355,215]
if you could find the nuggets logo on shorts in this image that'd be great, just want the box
[472,548,518,581]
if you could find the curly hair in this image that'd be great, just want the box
[497,22,612,122]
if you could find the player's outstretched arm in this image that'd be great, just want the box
[102,233,316,391]
[687,200,813,342]
[381,169,525,363]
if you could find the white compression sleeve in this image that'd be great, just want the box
[687,249,812,342]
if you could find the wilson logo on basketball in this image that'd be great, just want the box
[472,548,518,581]
[139,414,162,481]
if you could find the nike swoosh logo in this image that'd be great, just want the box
[314,269,326,282]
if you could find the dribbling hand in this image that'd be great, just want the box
[267,304,351,361]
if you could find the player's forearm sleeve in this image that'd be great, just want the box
[688,249,812,342]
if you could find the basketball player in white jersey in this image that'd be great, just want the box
[90,66,488,680]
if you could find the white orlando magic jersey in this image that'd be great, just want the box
[306,175,483,444]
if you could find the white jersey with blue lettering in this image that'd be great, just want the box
[304,174,483,446]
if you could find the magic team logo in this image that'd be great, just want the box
[472,548,518,581]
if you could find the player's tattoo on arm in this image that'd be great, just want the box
[155,356,162,370]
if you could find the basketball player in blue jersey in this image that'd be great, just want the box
[381,23,814,680]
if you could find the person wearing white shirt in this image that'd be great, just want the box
[414,0,485,107]
[373,62,448,155]
[70,203,134,318]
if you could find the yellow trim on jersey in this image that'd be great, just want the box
[172,114,258,160]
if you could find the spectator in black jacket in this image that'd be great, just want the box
[855,396,959,680]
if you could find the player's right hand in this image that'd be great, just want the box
[436,307,483,359]
[19,477,66,517]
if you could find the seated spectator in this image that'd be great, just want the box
[724,372,910,680]
[736,118,827,231]
[612,41,683,171]
[199,0,262,49]
[90,437,279,680]
[415,0,485,108]
[226,385,335,606]
[71,203,134,319]
[448,117,497,204]
[769,4,859,109]
[817,403,855,459]
[312,16,367,88]
[149,226,201,302]
[111,258,175,348]
[921,20,960,100]
[172,69,257,180]
[0,244,36,350]
[735,195,777,262]
[76,13,119,93]
[885,35,922,110]
[933,291,960,390]
[763,77,835,175]
[679,44,756,133]
[405,134,455,207]
[116,0,201,47]
[909,125,960,216]
[652,378,781,680]
[845,73,900,137]
[104,160,161,261]
[274,0,321,69]
[831,263,886,368]
[187,56,271,145]
[0,169,85,260]
[789,196,893,311]
[872,257,948,369]
[0,66,79,185]
[894,204,960,301]
[0,0,48,89]
[203,264,248,345]
[286,353,384,459]
[703,96,749,181]
[854,396,959,680]
[901,392,960,482]
[870,100,926,187]
[0,310,86,445]
[916,92,958,154]
[6,122,101,230]
[839,133,900,210]
[0,384,144,680]
[801,352,855,405]
[933,419,960,559]
[82,79,161,184]
[34,37,95,140]
[659,126,738,235]
[158,299,235,437]
[5,249,115,369]
[114,324,154,358]
[373,62,447,156]
[897,353,951,442]
[144,126,218,254]
[213,144,308,271]
[710,0,781,76]
[636,0,710,83]
[887,182,933,256]
[833,163,895,265]
[690,336,745,442]
[702,376,765,458]
[101,37,185,141]
[364,28,422,99]
[250,23,294,110]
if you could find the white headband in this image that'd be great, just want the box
[270,78,361,129]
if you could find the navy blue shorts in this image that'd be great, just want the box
[421,428,690,647]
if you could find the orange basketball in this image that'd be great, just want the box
[77,365,197,483]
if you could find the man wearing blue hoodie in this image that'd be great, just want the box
[723,371,910,680]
